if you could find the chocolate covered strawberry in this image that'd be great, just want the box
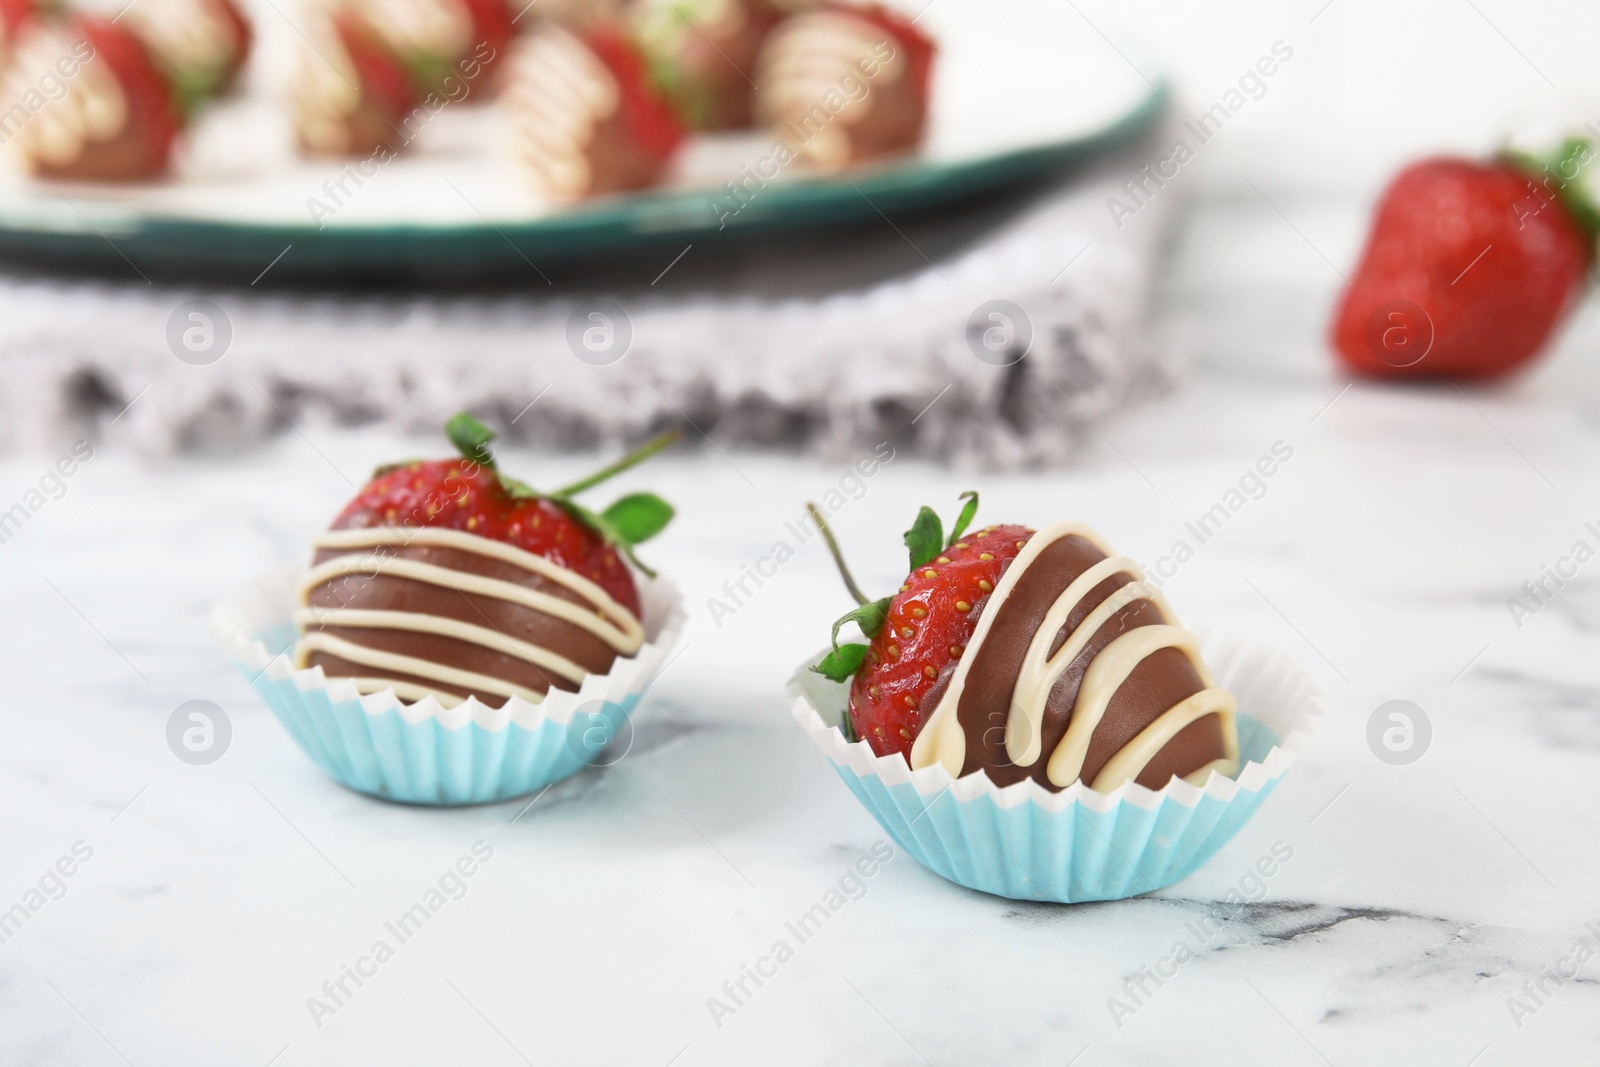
[504,21,685,199]
[337,413,679,606]
[5,17,183,181]
[811,493,1026,757]
[1331,151,1596,380]
[292,9,417,157]
[295,413,678,709]
[123,0,253,111]
[754,2,934,168]
[348,0,515,99]
[632,0,784,130]
[809,500,1241,794]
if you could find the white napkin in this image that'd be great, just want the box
[0,126,1180,468]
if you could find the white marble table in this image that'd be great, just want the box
[4,194,1600,1066]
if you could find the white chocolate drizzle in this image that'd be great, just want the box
[356,0,472,61]
[289,14,363,155]
[293,525,643,705]
[123,0,240,74]
[755,10,902,166]
[504,26,620,200]
[910,520,1239,792]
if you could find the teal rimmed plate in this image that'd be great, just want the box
[0,4,1165,283]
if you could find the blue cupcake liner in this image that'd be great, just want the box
[789,632,1319,903]
[213,565,685,806]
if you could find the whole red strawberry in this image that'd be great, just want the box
[1331,153,1595,379]
[812,494,1029,759]
[331,413,679,618]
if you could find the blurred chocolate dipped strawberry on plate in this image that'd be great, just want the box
[347,0,516,99]
[2,16,182,180]
[753,2,933,169]
[503,20,685,199]
[291,7,418,157]
[121,0,252,112]
[630,0,784,130]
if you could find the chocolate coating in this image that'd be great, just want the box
[300,539,628,708]
[955,535,1226,790]
[753,10,929,168]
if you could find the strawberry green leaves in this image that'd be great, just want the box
[550,498,658,578]
[812,492,983,687]
[577,492,676,577]
[444,413,543,499]
[904,492,981,569]
[814,643,870,683]
[841,597,892,641]
[446,412,499,469]
[602,493,675,545]
[903,506,943,570]
[1505,137,1600,240]
[812,596,891,683]
[437,412,680,574]
[948,491,979,547]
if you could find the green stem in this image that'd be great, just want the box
[555,429,683,497]
[807,502,870,606]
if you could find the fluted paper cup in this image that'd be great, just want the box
[213,564,685,806]
[789,631,1319,903]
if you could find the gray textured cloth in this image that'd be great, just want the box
[0,131,1178,467]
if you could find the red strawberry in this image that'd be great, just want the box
[853,526,1029,757]
[811,494,1029,759]
[330,413,680,618]
[1331,153,1595,380]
